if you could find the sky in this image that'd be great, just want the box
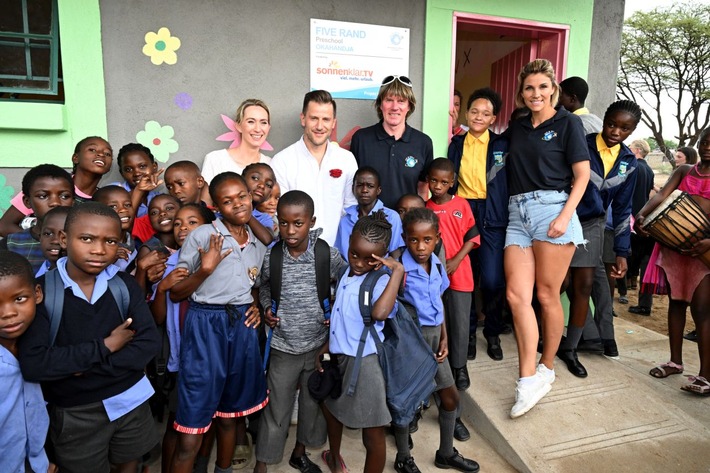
[622,0,710,145]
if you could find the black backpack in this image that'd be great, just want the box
[343,267,438,427]
[263,238,332,370]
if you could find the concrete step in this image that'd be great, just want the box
[461,318,710,473]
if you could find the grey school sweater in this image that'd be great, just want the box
[259,228,346,355]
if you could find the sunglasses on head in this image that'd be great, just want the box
[381,75,413,88]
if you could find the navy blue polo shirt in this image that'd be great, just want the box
[350,122,434,208]
[506,107,588,196]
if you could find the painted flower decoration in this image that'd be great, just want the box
[216,114,273,151]
[0,174,15,214]
[330,169,343,178]
[136,120,179,163]
[142,27,181,65]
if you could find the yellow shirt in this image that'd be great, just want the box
[573,107,590,116]
[596,133,620,177]
[457,130,489,199]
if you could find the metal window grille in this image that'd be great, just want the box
[0,0,63,100]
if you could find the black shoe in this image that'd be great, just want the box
[394,455,421,473]
[454,366,471,390]
[467,336,477,360]
[289,453,322,473]
[434,448,480,472]
[485,335,503,361]
[577,338,604,354]
[557,349,588,378]
[628,305,651,316]
[603,339,619,358]
[683,330,698,342]
[500,323,513,335]
[453,418,470,441]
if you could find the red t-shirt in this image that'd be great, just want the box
[426,196,480,291]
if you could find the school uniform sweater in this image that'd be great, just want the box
[576,134,638,258]
[448,131,509,228]
[19,271,160,408]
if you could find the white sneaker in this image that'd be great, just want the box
[536,363,555,385]
[510,373,551,419]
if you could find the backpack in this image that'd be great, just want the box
[263,238,332,370]
[44,268,130,346]
[344,267,438,427]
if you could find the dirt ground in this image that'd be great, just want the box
[612,284,696,336]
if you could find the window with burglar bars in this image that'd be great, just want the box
[0,0,64,102]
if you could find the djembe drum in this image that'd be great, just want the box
[642,189,710,268]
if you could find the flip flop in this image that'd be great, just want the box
[231,432,252,470]
[321,450,349,473]
[680,376,710,396]
[649,361,684,378]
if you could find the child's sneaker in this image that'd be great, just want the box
[536,363,555,385]
[510,373,551,418]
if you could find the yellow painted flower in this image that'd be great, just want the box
[142,27,181,65]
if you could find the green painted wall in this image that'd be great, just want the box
[422,0,595,157]
[0,0,107,169]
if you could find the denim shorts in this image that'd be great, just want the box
[504,190,584,249]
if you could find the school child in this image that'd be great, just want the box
[112,143,161,218]
[636,127,710,396]
[35,206,71,277]
[139,194,179,256]
[559,100,642,376]
[335,166,404,260]
[396,193,447,272]
[92,185,145,273]
[0,251,50,473]
[165,160,207,205]
[257,181,281,234]
[18,202,161,473]
[320,211,403,473]
[150,203,216,473]
[391,208,480,473]
[447,87,509,362]
[254,190,346,473]
[169,171,268,473]
[0,136,112,237]
[425,159,480,391]
[0,164,75,273]
[243,162,278,229]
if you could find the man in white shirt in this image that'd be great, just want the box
[271,90,357,245]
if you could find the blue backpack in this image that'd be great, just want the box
[44,268,130,346]
[344,267,438,427]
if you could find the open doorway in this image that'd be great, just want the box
[450,13,569,134]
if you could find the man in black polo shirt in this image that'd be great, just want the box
[350,75,434,208]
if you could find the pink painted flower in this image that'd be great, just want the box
[216,114,273,151]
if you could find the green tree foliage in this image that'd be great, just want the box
[618,3,710,165]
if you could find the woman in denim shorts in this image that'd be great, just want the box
[504,59,590,418]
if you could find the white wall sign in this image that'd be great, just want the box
[310,18,410,100]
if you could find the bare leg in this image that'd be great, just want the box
[321,404,344,473]
[505,245,537,377]
[690,275,710,379]
[215,417,237,469]
[172,431,204,473]
[362,427,386,473]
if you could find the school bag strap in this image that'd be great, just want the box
[45,268,130,346]
[346,268,387,397]
[265,238,332,372]
[269,238,331,317]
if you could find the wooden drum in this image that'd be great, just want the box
[642,190,710,268]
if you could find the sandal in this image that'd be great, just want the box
[321,450,349,473]
[680,376,710,396]
[649,361,684,378]
[231,432,252,470]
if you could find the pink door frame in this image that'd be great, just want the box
[450,13,570,133]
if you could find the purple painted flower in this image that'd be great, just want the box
[174,92,193,110]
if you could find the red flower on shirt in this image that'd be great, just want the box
[330,169,343,178]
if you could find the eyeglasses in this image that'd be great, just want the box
[380,75,413,88]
